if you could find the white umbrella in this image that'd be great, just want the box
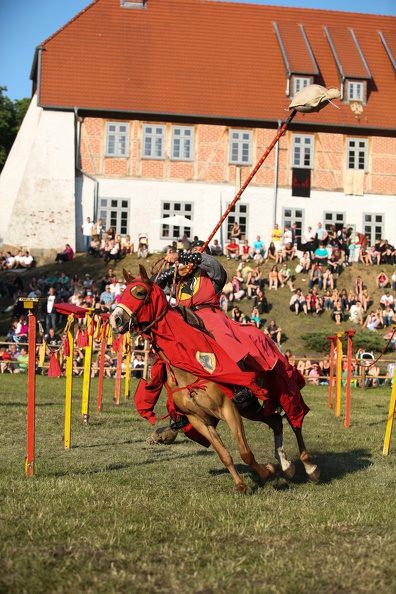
[152,215,193,226]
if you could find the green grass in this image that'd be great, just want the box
[1,252,394,358]
[1,375,396,593]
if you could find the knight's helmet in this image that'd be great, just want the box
[190,239,211,255]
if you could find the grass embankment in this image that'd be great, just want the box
[0,376,395,593]
[1,252,395,359]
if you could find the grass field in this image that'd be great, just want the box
[1,375,395,593]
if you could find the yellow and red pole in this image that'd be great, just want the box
[383,361,396,455]
[326,336,336,409]
[25,306,38,477]
[335,333,343,417]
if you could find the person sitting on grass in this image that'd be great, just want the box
[331,299,345,325]
[278,263,295,291]
[225,238,240,261]
[265,320,282,346]
[290,288,308,315]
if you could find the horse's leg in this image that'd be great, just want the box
[237,400,295,480]
[186,414,250,493]
[292,426,320,482]
[218,400,276,483]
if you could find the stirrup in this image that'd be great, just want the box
[232,387,255,405]
[170,416,189,431]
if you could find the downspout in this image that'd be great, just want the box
[36,46,44,103]
[74,107,99,222]
[273,120,281,227]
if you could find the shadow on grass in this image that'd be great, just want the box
[208,448,373,487]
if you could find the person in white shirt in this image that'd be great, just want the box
[349,301,364,325]
[81,217,95,253]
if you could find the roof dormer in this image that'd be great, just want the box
[273,21,318,97]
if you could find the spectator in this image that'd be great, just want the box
[368,246,380,265]
[323,290,334,311]
[268,265,279,290]
[306,288,323,315]
[221,280,234,311]
[231,306,245,323]
[100,285,116,309]
[137,236,149,259]
[359,246,371,265]
[323,267,335,290]
[376,271,390,290]
[278,263,295,291]
[308,263,323,290]
[81,217,95,253]
[18,251,34,269]
[104,239,121,263]
[267,241,282,264]
[88,235,101,257]
[392,270,396,297]
[363,311,380,331]
[251,235,266,263]
[290,288,308,315]
[315,222,328,245]
[250,307,261,328]
[331,299,345,324]
[253,289,268,315]
[13,347,29,374]
[297,252,311,273]
[241,239,252,262]
[45,287,59,332]
[314,242,329,266]
[55,244,74,263]
[271,223,283,251]
[349,300,364,325]
[380,290,394,310]
[229,221,241,242]
[132,353,145,378]
[121,235,134,255]
[209,239,223,256]
[340,288,350,311]
[225,238,240,260]
[266,320,282,346]
[231,275,245,301]
[382,305,395,327]
[45,327,62,346]
[282,241,296,262]
[307,362,320,385]
[297,356,311,376]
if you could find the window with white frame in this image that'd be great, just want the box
[142,124,166,159]
[105,123,129,157]
[229,130,252,165]
[347,81,364,102]
[99,198,129,236]
[171,126,194,161]
[346,138,368,170]
[225,202,248,241]
[282,208,304,244]
[159,202,193,240]
[293,77,310,96]
[363,213,384,246]
[324,212,345,233]
[292,134,314,169]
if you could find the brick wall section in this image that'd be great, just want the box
[79,118,396,195]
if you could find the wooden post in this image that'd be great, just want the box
[97,315,110,412]
[344,330,355,429]
[25,303,38,477]
[383,362,396,455]
[124,333,131,401]
[81,310,94,425]
[114,338,123,406]
[64,316,75,449]
[327,336,336,409]
[335,332,343,417]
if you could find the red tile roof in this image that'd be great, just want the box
[35,0,396,131]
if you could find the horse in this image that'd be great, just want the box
[110,266,320,492]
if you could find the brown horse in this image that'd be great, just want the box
[110,267,320,492]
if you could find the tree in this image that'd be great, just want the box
[0,87,30,173]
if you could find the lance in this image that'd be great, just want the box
[201,108,297,252]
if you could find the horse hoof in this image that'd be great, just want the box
[282,461,296,480]
[307,465,321,483]
[235,483,248,494]
[265,463,276,476]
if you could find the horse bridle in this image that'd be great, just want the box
[116,281,167,337]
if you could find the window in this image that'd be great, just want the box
[292,134,314,169]
[347,81,364,102]
[293,77,310,96]
[346,138,368,171]
[171,126,194,161]
[105,123,129,157]
[142,124,166,159]
[159,202,193,240]
[99,198,129,236]
[225,203,248,241]
[229,130,252,165]
[282,208,304,244]
[324,212,345,234]
[363,214,384,246]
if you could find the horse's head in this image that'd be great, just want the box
[109,265,168,335]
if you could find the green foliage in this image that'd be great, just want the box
[0,87,30,172]
[301,329,388,354]
[0,376,395,593]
